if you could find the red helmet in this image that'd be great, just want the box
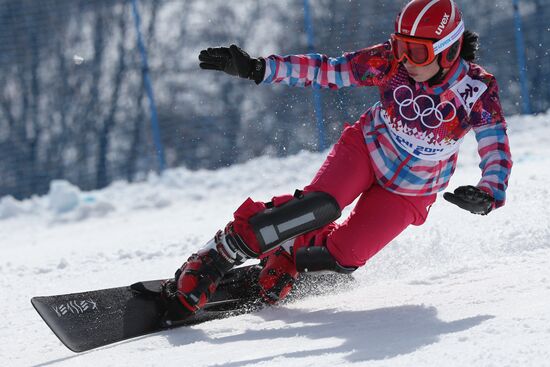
[393,0,464,69]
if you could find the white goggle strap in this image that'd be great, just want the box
[432,20,465,55]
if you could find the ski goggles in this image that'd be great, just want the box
[391,20,465,67]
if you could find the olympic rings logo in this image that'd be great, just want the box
[393,85,457,129]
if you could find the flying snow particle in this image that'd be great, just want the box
[73,55,85,65]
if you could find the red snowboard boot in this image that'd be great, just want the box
[258,247,299,304]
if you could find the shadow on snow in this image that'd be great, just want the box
[165,304,493,365]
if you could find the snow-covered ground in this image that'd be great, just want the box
[1,112,550,367]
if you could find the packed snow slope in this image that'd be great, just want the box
[1,112,550,367]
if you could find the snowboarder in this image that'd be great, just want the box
[163,0,512,317]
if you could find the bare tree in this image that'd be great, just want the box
[96,3,128,188]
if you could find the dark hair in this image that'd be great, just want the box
[460,30,479,62]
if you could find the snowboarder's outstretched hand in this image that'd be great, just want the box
[444,185,495,215]
[198,44,265,84]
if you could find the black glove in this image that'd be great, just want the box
[443,185,495,215]
[198,44,266,84]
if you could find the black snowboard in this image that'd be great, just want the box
[31,265,353,353]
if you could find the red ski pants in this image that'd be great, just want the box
[296,122,437,267]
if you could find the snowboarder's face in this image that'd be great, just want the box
[402,57,442,82]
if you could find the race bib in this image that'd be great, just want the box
[379,108,463,161]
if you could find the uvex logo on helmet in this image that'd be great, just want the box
[395,0,465,69]
[436,13,450,36]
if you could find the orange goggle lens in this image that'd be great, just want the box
[391,34,436,67]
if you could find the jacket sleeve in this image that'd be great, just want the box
[470,77,513,209]
[261,41,396,89]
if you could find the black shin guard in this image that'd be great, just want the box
[249,191,341,254]
[294,246,357,274]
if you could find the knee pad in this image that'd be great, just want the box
[294,246,357,274]
[249,190,341,254]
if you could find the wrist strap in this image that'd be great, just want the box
[249,58,266,84]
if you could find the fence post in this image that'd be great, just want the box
[131,0,166,172]
[303,0,326,151]
[512,0,532,115]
